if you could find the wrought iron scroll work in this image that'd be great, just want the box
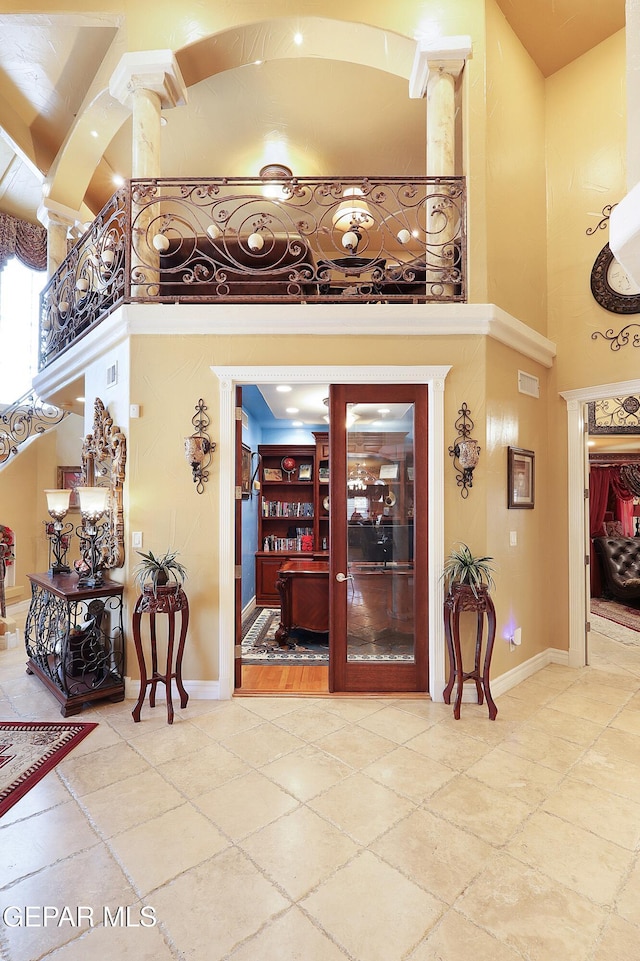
[186,398,215,494]
[592,325,640,351]
[0,390,69,464]
[448,402,480,499]
[81,398,127,569]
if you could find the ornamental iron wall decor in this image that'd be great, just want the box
[587,397,640,434]
[448,403,480,498]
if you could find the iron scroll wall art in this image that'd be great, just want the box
[587,203,640,350]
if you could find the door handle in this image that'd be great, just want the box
[335,572,353,582]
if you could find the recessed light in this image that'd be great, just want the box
[285,407,299,414]
[76,396,85,403]
[113,174,124,187]
[292,420,303,427]
[90,130,98,139]
[378,408,390,414]
[294,32,303,45]
[276,385,292,393]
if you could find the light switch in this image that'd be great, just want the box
[132,531,143,549]
[510,531,517,547]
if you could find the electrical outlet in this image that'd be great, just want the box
[513,627,522,646]
[132,531,143,549]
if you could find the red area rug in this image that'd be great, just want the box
[590,597,640,633]
[0,721,97,818]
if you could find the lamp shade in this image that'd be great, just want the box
[332,187,374,232]
[45,489,71,518]
[77,486,109,517]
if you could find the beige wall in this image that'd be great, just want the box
[484,0,547,332]
[0,412,84,601]
[122,329,552,686]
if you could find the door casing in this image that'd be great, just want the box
[213,364,451,699]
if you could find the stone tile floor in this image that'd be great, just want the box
[1,610,640,960]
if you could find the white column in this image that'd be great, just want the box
[38,200,81,278]
[109,51,188,295]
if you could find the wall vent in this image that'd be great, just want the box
[518,370,539,398]
[106,361,118,388]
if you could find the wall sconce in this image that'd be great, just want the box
[44,489,74,575]
[75,487,110,587]
[448,403,481,498]
[185,398,215,494]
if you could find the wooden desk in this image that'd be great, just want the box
[275,559,329,646]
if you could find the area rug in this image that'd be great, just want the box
[591,597,640,633]
[242,608,329,665]
[0,721,97,818]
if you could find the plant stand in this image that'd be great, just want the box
[131,584,189,724]
[443,583,497,720]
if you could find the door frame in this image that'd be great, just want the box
[212,364,451,699]
[561,375,640,668]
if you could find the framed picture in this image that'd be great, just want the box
[298,463,312,481]
[57,466,83,511]
[508,447,535,509]
[264,467,283,482]
[241,445,252,498]
[379,463,399,480]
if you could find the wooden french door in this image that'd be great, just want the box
[329,384,429,692]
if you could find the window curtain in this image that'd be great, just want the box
[0,213,47,272]
[610,469,635,536]
[589,466,612,596]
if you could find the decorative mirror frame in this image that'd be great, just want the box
[81,397,127,569]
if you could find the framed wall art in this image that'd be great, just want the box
[57,466,83,511]
[507,447,535,509]
[241,445,252,498]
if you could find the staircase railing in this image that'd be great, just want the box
[0,390,69,465]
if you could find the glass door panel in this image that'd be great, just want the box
[330,384,428,692]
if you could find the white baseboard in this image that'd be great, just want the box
[124,677,221,700]
[491,647,569,699]
[242,597,256,620]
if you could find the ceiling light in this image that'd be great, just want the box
[294,32,303,45]
[76,396,85,404]
[377,408,390,414]
[160,116,168,127]
[285,407,299,414]
[276,385,292,393]
[90,130,98,139]
[292,420,303,427]
[113,174,124,187]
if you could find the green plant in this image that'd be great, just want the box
[442,542,495,597]
[133,549,187,595]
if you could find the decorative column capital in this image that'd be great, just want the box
[37,198,81,233]
[409,35,473,99]
[109,50,188,110]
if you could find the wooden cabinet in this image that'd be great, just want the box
[255,437,329,605]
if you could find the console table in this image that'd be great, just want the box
[275,559,329,645]
[24,572,125,717]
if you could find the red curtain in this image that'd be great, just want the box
[589,467,612,596]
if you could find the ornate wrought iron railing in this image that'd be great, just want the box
[40,175,467,368]
[0,390,69,464]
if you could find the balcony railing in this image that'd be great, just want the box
[0,390,69,464]
[40,175,467,368]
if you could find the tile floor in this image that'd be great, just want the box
[1,611,640,960]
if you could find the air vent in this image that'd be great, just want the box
[518,370,539,398]
[106,361,118,388]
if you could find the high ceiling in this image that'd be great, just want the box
[0,1,626,228]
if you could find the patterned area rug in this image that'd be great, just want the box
[591,597,640,634]
[242,608,329,664]
[0,721,97,818]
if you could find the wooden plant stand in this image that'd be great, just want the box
[131,584,189,724]
[443,583,498,720]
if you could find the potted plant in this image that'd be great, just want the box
[133,549,187,596]
[442,542,495,598]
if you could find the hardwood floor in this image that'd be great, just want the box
[237,664,329,694]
